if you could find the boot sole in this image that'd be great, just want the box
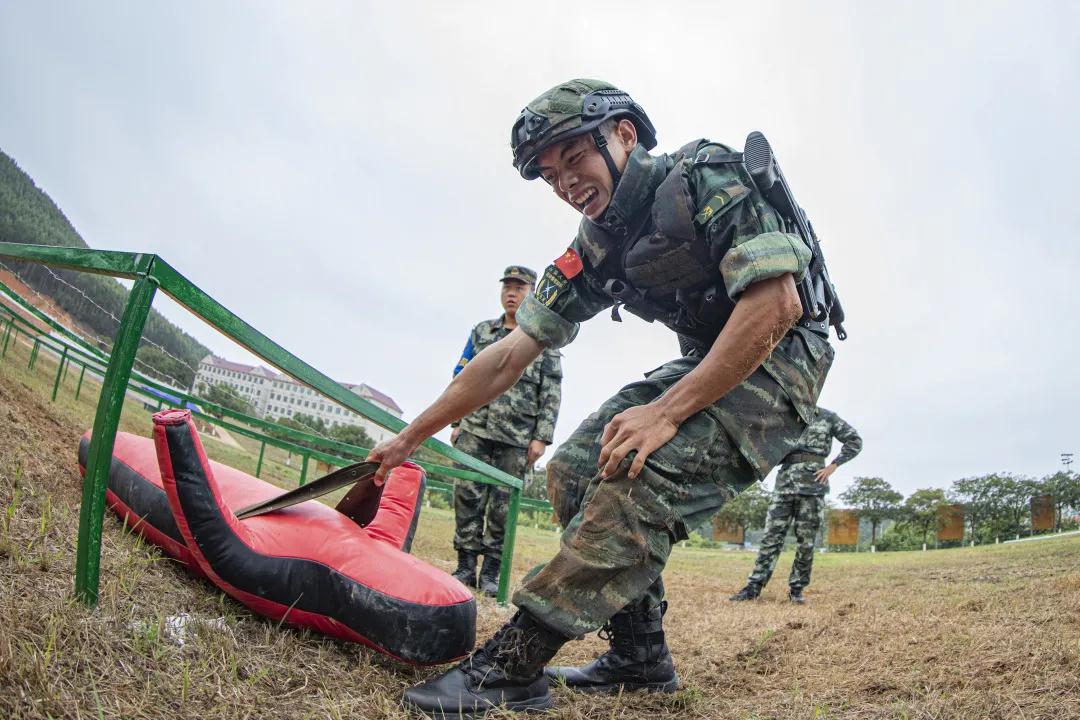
[555,678,680,695]
[402,694,553,718]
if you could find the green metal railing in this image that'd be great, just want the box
[0,242,536,605]
[1,297,559,516]
[0,299,532,491]
[1,303,559,561]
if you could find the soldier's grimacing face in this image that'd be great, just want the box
[500,279,529,316]
[535,119,638,220]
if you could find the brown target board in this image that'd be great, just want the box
[827,509,859,545]
[711,517,744,544]
[937,503,965,541]
[1031,494,1055,532]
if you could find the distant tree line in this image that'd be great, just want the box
[679,470,1080,552]
[837,472,1080,550]
[0,150,209,388]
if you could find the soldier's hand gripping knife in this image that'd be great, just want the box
[367,79,839,717]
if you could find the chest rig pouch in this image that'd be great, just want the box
[608,141,750,347]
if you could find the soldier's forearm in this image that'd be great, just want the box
[834,446,861,465]
[654,275,801,425]
[400,329,543,446]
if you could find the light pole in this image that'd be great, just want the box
[1063,453,1074,471]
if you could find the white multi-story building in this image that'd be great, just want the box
[191,354,403,444]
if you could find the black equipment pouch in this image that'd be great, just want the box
[742,131,847,340]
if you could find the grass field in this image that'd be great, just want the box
[2,340,1079,719]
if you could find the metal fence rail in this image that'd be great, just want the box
[0,242,534,604]
[1,296,560,509]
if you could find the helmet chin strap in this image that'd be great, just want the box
[591,128,622,188]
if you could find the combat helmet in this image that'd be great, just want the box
[511,79,657,183]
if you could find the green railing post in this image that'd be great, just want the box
[255,441,266,478]
[51,346,69,402]
[75,271,157,606]
[496,488,522,605]
[1,318,13,359]
[0,316,13,358]
[29,337,40,370]
[75,362,87,401]
[299,453,310,486]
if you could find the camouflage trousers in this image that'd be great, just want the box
[451,430,528,560]
[747,493,825,590]
[512,359,804,639]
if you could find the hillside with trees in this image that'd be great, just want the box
[0,149,209,387]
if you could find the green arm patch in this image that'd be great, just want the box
[720,231,811,299]
[516,293,580,349]
[694,182,749,226]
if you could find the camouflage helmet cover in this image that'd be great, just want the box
[511,78,657,180]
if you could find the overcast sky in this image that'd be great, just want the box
[1,1,1077,497]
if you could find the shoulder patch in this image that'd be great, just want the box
[535,266,569,308]
[694,182,749,226]
[553,248,584,279]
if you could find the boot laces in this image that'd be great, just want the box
[597,617,645,662]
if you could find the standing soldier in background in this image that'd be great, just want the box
[731,407,862,604]
[450,266,563,597]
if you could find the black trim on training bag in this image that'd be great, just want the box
[78,436,184,545]
[163,423,476,665]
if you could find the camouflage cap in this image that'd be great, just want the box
[510,79,657,180]
[501,265,537,285]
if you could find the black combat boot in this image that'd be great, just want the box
[402,610,567,718]
[729,583,762,601]
[788,587,806,605]
[545,601,679,694]
[452,551,478,589]
[478,555,500,598]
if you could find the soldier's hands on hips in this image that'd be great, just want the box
[368,434,419,485]
[527,439,547,466]
[815,463,838,484]
[598,404,678,480]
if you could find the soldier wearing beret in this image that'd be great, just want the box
[449,266,563,597]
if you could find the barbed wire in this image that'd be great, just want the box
[1,259,203,382]
[36,263,202,378]
[0,259,194,390]
[288,410,339,444]
[0,260,113,349]
[2,255,376,444]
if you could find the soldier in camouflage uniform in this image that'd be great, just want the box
[450,265,563,597]
[368,79,840,716]
[731,407,862,604]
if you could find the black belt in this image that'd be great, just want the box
[784,452,826,466]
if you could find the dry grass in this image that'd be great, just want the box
[2,347,1079,719]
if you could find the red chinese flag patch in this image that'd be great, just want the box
[553,248,584,279]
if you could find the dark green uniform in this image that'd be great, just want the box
[512,142,834,638]
[451,316,562,560]
[747,408,862,591]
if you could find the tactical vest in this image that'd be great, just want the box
[592,139,764,354]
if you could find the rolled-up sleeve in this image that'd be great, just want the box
[516,293,579,349]
[719,231,811,300]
